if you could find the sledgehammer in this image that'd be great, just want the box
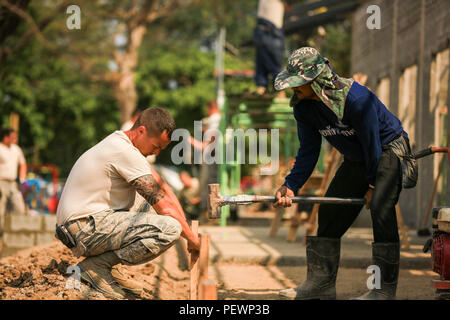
[207,184,366,219]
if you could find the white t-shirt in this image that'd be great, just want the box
[257,0,285,29]
[202,113,221,131]
[56,131,152,225]
[0,143,25,181]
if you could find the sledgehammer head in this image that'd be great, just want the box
[431,147,450,166]
[207,184,222,219]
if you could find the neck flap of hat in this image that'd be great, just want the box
[290,60,354,121]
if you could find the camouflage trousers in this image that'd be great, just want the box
[69,208,182,265]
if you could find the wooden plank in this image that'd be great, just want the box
[175,239,190,271]
[287,180,317,243]
[284,3,358,36]
[200,280,217,300]
[269,207,284,237]
[302,149,339,245]
[189,220,199,300]
[302,204,320,245]
[286,0,350,18]
[395,205,410,250]
[421,151,447,229]
[197,234,211,299]
[287,208,306,242]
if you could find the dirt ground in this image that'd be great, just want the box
[0,239,440,300]
[211,262,438,300]
[0,241,190,300]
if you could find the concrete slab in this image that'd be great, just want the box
[199,225,432,269]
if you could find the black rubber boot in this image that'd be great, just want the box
[279,236,340,300]
[354,242,399,300]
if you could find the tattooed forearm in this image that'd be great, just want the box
[131,174,165,205]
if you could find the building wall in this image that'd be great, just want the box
[351,0,450,228]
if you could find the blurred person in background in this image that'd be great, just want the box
[0,128,27,235]
[179,171,201,220]
[190,100,221,217]
[253,0,292,96]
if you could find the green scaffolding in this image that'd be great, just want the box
[217,95,325,226]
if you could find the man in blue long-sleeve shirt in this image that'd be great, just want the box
[273,47,417,300]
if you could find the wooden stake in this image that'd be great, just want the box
[189,220,199,300]
[197,234,211,299]
[200,280,217,300]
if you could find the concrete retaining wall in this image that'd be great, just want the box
[1,214,57,257]
[351,0,450,228]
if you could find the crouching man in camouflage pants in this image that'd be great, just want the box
[56,107,200,299]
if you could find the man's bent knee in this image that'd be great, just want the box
[162,216,182,242]
[115,232,179,265]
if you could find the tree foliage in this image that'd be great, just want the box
[0,0,351,177]
[1,37,119,176]
[0,0,258,175]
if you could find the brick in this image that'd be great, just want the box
[7,215,43,232]
[3,232,35,248]
[43,215,57,232]
[36,232,57,246]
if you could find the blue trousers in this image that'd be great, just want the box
[253,18,284,88]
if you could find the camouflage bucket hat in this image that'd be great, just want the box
[275,47,354,121]
[274,47,326,91]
